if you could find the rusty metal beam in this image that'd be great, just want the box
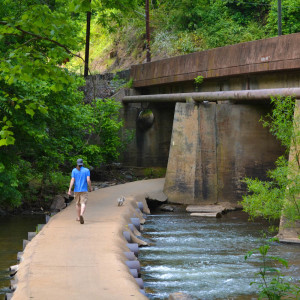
[122,88,300,103]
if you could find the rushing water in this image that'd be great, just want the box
[0,214,45,300]
[139,210,300,300]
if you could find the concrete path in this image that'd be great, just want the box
[13,178,165,300]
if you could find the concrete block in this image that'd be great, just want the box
[164,103,198,203]
[164,101,285,204]
[28,232,36,241]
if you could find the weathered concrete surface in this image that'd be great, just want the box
[277,217,300,244]
[164,102,284,204]
[145,190,168,202]
[186,203,238,213]
[131,33,300,88]
[164,103,198,202]
[119,35,300,168]
[278,100,300,243]
[121,102,175,167]
[12,179,165,300]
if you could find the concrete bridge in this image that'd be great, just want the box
[118,32,300,205]
[9,34,300,300]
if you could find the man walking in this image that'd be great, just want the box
[68,158,92,224]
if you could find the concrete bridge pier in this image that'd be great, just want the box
[163,101,285,205]
[278,99,300,243]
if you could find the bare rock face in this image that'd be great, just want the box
[169,292,194,300]
[50,195,66,211]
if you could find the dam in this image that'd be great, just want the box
[5,33,300,299]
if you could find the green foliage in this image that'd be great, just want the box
[66,0,299,73]
[242,157,288,220]
[194,75,204,91]
[150,0,267,52]
[0,1,130,209]
[144,167,166,179]
[68,0,288,73]
[194,76,204,86]
[241,96,300,223]
[266,0,300,35]
[223,0,271,25]
[245,237,300,299]
[83,98,128,165]
[123,78,134,89]
[261,96,295,149]
[0,161,23,207]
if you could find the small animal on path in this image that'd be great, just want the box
[117,196,126,206]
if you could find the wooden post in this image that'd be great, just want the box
[84,0,92,77]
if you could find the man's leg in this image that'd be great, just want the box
[79,203,85,224]
[75,193,81,221]
[80,203,86,216]
[79,193,88,224]
[76,204,81,220]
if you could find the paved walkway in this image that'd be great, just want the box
[13,178,165,300]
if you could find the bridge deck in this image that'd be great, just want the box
[131,33,300,88]
[12,179,165,300]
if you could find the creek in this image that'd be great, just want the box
[0,214,45,300]
[139,210,300,300]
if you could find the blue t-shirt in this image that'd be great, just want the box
[71,167,90,192]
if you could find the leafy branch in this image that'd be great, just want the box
[0,20,84,62]
[245,237,300,299]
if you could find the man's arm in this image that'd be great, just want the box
[68,177,75,195]
[87,176,92,192]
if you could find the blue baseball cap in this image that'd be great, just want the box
[77,158,84,166]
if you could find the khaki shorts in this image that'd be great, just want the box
[75,192,88,205]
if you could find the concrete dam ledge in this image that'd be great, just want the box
[11,179,165,300]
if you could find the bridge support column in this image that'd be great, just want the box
[164,102,218,204]
[164,101,285,205]
[278,99,300,243]
[163,103,198,202]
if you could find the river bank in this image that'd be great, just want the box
[0,166,164,216]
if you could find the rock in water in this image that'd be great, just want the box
[186,205,225,213]
[190,212,222,218]
[50,195,66,211]
[169,292,194,300]
[160,205,174,212]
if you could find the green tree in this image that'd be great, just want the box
[241,96,300,223]
[0,0,130,208]
[245,237,300,299]
[266,0,300,35]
